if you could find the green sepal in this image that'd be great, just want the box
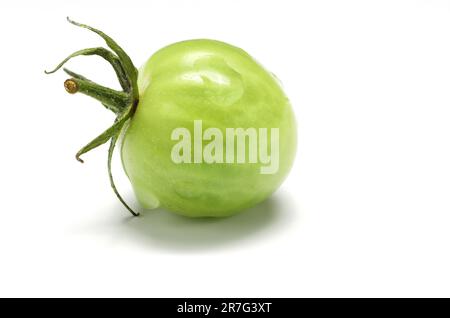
[66,17,139,101]
[45,47,130,91]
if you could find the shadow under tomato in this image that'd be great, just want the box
[120,189,297,251]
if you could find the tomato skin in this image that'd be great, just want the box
[121,39,296,217]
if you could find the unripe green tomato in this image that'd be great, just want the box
[121,39,296,217]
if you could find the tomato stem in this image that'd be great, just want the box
[45,18,140,217]
[63,76,130,114]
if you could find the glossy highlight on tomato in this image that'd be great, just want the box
[46,18,296,217]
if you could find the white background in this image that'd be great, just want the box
[0,0,449,297]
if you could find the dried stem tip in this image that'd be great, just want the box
[64,79,78,94]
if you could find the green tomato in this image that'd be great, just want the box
[47,19,296,217]
[121,40,296,217]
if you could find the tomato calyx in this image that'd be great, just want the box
[45,18,139,216]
